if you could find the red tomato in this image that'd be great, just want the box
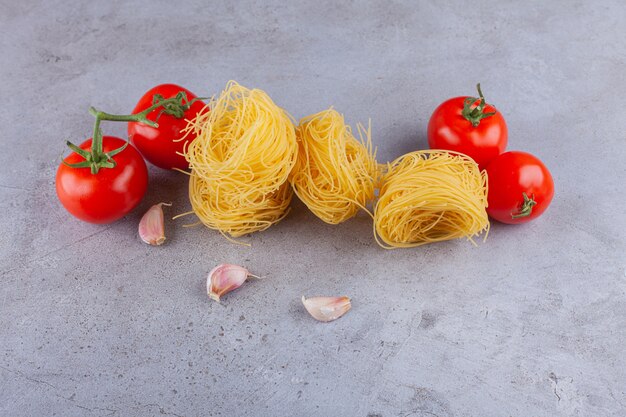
[427,86,507,169]
[485,151,554,224]
[128,84,206,170]
[56,137,148,224]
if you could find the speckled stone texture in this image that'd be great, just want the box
[1,1,625,416]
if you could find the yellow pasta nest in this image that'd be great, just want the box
[289,108,378,224]
[183,81,297,239]
[374,150,489,248]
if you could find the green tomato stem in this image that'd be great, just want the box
[461,83,497,127]
[64,94,197,174]
[91,116,103,174]
[511,192,537,219]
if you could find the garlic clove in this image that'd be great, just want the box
[207,264,260,302]
[138,202,172,246]
[301,296,352,322]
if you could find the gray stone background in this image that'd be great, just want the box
[1,1,625,416]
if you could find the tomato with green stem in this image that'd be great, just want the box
[128,84,207,170]
[56,136,148,224]
[485,151,554,224]
[56,96,189,223]
[428,84,507,169]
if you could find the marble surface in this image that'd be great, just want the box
[1,1,625,416]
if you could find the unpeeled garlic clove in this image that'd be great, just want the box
[207,264,260,302]
[301,296,351,322]
[138,202,172,246]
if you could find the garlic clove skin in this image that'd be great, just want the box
[138,203,172,246]
[302,296,352,322]
[207,264,259,302]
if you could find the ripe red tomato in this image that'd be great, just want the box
[485,151,554,224]
[428,85,507,169]
[56,136,148,224]
[128,84,206,170]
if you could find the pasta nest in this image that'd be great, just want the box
[184,81,297,238]
[374,150,489,248]
[289,108,378,224]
